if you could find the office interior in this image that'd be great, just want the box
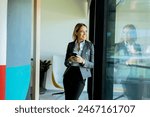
[1,0,150,100]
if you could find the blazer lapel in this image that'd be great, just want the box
[70,40,76,54]
[81,41,88,57]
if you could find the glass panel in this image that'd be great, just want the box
[106,0,150,100]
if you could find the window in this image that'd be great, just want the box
[106,0,150,100]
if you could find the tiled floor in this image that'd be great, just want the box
[39,90,88,100]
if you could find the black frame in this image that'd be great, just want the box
[93,0,106,100]
[89,0,106,100]
[89,0,115,99]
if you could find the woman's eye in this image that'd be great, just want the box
[80,31,87,34]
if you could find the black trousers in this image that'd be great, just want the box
[63,66,85,100]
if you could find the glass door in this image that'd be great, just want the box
[106,0,150,100]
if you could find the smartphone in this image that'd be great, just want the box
[71,53,77,57]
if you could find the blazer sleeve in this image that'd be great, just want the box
[64,43,71,67]
[82,43,94,69]
[134,44,142,56]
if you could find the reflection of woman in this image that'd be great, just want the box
[63,23,94,100]
[114,24,143,99]
[115,24,141,65]
[115,24,142,81]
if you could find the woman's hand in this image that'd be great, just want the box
[68,56,76,62]
[75,55,85,64]
[129,46,137,54]
[68,55,85,64]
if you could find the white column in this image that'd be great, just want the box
[32,0,41,100]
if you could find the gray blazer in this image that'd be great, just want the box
[64,40,94,79]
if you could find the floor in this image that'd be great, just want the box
[39,84,124,100]
[34,84,150,100]
[39,90,88,100]
[113,84,128,100]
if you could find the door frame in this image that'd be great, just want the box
[32,0,41,100]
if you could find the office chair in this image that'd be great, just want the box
[51,71,64,95]
[51,55,65,96]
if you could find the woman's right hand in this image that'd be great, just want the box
[68,56,76,62]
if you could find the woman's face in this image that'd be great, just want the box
[122,28,136,43]
[76,26,87,41]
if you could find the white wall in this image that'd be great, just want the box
[0,0,7,65]
[40,0,89,90]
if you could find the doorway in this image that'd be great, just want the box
[33,0,91,100]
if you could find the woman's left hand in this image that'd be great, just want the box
[75,55,85,64]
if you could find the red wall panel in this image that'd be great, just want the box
[0,65,6,100]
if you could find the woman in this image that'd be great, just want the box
[115,24,141,65]
[63,23,94,100]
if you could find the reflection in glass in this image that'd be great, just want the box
[106,0,150,100]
